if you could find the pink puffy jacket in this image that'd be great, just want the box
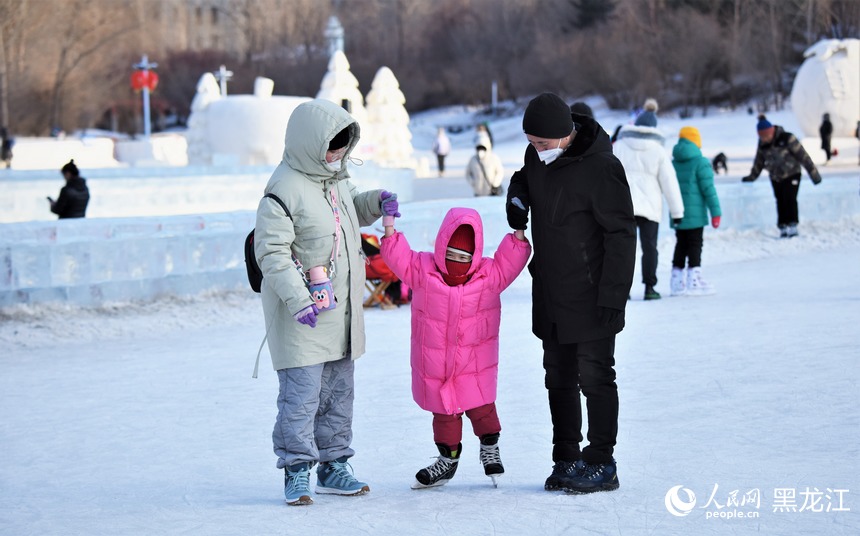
[381,208,531,415]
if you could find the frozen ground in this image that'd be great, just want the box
[2,211,859,535]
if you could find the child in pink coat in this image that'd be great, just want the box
[381,207,531,488]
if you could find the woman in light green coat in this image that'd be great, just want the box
[254,99,395,505]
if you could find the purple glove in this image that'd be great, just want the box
[380,190,401,218]
[294,303,319,328]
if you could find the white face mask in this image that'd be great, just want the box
[324,159,342,173]
[537,140,563,165]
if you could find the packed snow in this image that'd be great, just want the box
[1,101,859,535]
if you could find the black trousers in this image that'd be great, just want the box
[635,216,659,286]
[822,139,831,161]
[543,331,617,464]
[770,174,800,227]
[672,227,704,269]
[436,154,446,173]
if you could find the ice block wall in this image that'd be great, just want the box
[0,162,415,223]
[1,177,857,308]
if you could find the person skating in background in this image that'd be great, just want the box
[819,113,833,164]
[48,159,90,219]
[1,127,13,168]
[254,99,397,506]
[474,122,494,147]
[506,93,636,495]
[670,127,721,296]
[380,207,530,489]
[432,127,451,177]
[612,98,684,300]
[742,115,821,238]
[465,132,505,197]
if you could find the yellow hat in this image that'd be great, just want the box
[679,126,701,148]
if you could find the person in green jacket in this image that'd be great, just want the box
[670,127,722,296]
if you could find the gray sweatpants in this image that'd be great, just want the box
[273,357,356,469]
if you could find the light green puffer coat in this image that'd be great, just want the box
[254,99,383,370]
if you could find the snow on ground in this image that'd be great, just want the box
[1,209,859,535]
[2,101,860,535]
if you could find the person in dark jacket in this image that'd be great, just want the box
[819,113,833,163]
[742,115,822,238]
[49,159,90,219]
[506,93,636,495]
[1,127,13,168]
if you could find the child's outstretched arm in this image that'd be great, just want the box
[488,231,531,291]
[380,217,422,288]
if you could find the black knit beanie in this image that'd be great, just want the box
[523,93,574,138]
[328,127,350,150]
[61,159,79,177]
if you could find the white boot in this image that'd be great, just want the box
[670,268,686,296]
[686,267,715,296]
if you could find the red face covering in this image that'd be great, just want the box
[443,258,471,286]
[442,225,475,286]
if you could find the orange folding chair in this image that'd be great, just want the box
[362,233,398,309]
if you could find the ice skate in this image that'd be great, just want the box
[685,267,715,296]
[479,433,504,487]
[670,268,686,296]
[412,443,460,489]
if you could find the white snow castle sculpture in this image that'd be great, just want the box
[790,38,860,138]
[316,50,369,145]
[186,75,309,166]
[365,66,415,167]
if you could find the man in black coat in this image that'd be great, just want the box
[49,159,90,219]
[506,93,635,494]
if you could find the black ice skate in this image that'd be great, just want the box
[479,433,504,487]
[412,443,461,489]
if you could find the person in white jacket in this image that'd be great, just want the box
[465,133,504,197]
[612,99,684,300]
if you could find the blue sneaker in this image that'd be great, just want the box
[284,463,314,506]
[316,457,370,496]
[561,459,620,494]
[545,460,585,491]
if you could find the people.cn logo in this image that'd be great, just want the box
[665,485,697,517]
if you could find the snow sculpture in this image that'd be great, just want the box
[790,39,860,138]
[186,73,221,165]
[316,50,369,138]
[186,74,309,166]
[365,66,415,167]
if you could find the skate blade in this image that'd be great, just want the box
[489,475,500,488]
[411,478,450,490]
[286,495,313,506]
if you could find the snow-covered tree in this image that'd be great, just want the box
[365,66,414,167]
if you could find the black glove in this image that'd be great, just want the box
[741,175,756,183]
[672,218,682,226]
[598,306,622,327]
[506,196,529,230]
[812,175,822,185]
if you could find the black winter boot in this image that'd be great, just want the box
[644,285,661,300]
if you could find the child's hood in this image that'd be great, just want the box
[434,207,484,277]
